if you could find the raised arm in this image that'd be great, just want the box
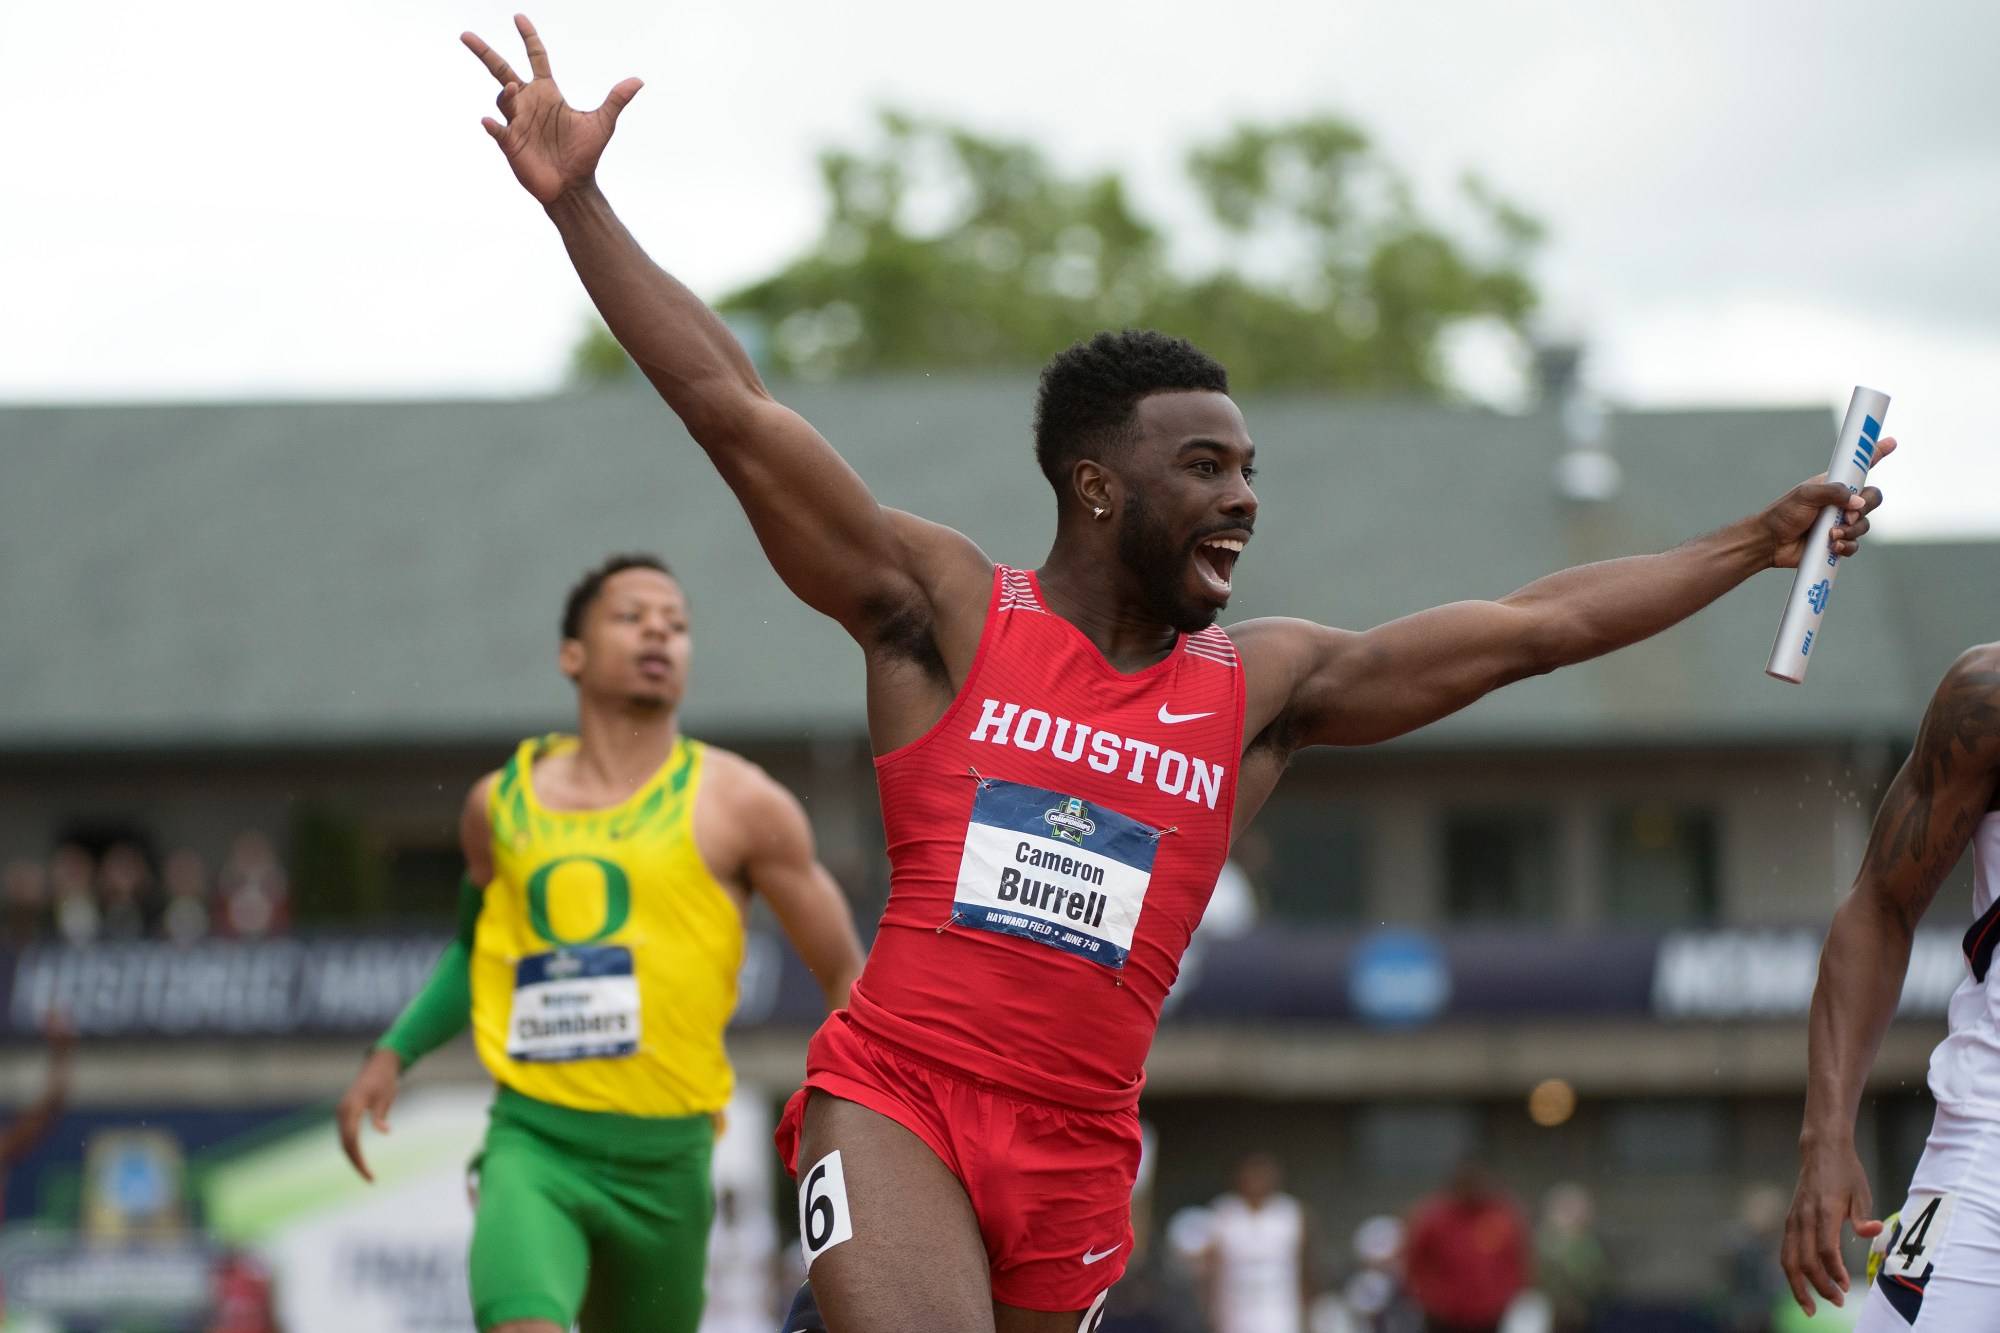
[731,771,865,1012]
[1781,647,2000,1313]
[460,18,983,642]
[1240,468,1888,749]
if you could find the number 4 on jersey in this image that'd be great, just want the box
[1886,1193,1955,1279]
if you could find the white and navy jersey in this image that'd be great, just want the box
[1929,812,2000,1113]
[1209,1193,1305,1333]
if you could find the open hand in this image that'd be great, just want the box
[1782,1135,1885,1314]
[334,1048,403,1183]
[462,14,642,205]
[1762,436,1894,569]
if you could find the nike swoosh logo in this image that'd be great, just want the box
[1157,705,1213,725]
[1081,1244,1123,1265]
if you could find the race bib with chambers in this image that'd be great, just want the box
[505,944,641,1062]
[951,778,1160,969]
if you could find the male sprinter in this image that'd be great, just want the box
[459,19,1890,1332]
[1783,647,2000,1325]
[334,554,864,1333]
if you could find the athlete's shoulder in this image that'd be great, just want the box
[1223,617,1354,714]
[1931,645,2000,728]
[1224,617,1350,666]
[1946,641,2000,683]
[468,767,504,804]
[691,746,816,870]
[885,509,992,594]
[694,745,807,821]
[487,733,571,792]
[1921,645,2000,771]
[460,767,506,886]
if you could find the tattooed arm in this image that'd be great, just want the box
[1782,645,2000,1313]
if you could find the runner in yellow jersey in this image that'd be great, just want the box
[334,554,864,1333]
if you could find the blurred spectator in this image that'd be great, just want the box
[1343,1215,1422,1333]
[1203,1152,1312,1333]
[50,842,100,946]
[1,1014,74,1222]
[2,858,50,945]
[217,831,290,939]
[700,1183,780,1333]
[1204,829,1273,939]
[1101,1263,1181,1333]
[162,848,214,945]
[0,831,293,946]
[1169,858,1260,1019]
[1202,859,1262,939]
[1132,1121,1161,1267]
[1164,1205,1218,1333]
[1405,1162,1531,1333]
[97,841,155,940]
[1535,1183,1608,1333]
[1719,1184,1789,1333]
[207,1249,280,1333]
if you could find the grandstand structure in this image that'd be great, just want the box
[5,382,1996,1296]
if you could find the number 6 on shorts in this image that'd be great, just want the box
[798,1150,855,1268]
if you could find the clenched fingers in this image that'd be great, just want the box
[1831,513,1870,555]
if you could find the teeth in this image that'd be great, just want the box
[1202,538,1246,552]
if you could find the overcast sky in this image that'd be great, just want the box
[11,0,1997,533]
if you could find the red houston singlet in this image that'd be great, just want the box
[844,565,1245,1109]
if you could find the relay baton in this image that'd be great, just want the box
[1765,385,1889,683]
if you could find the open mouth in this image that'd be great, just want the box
[1192,535,1246,597]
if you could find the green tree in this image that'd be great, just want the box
[570,110,1541,395]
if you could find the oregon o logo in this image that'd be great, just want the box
[525,856,632,945]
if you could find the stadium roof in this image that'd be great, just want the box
[2,382,1989,752]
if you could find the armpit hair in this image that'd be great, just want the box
[863,592,949,682]
[1246,707,1303,766]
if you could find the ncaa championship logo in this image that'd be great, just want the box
[1044,797,1096,846]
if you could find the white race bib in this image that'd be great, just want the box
[798,1150,855,1268]
[505,945,641,1062]
[1884,1192,1956,1279]
[950,779,1161,969]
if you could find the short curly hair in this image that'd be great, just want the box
[561,553,676,640]
[1032,330,1230,494]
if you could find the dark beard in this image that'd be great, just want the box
[619,691,674,713]
[1116,492,1217,634]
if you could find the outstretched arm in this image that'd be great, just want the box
[1240,467,1888,748]
[1781,647,2000,1313]
[724,766,864,1010]
[461,18,982,642]
[336,778,494,1182]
